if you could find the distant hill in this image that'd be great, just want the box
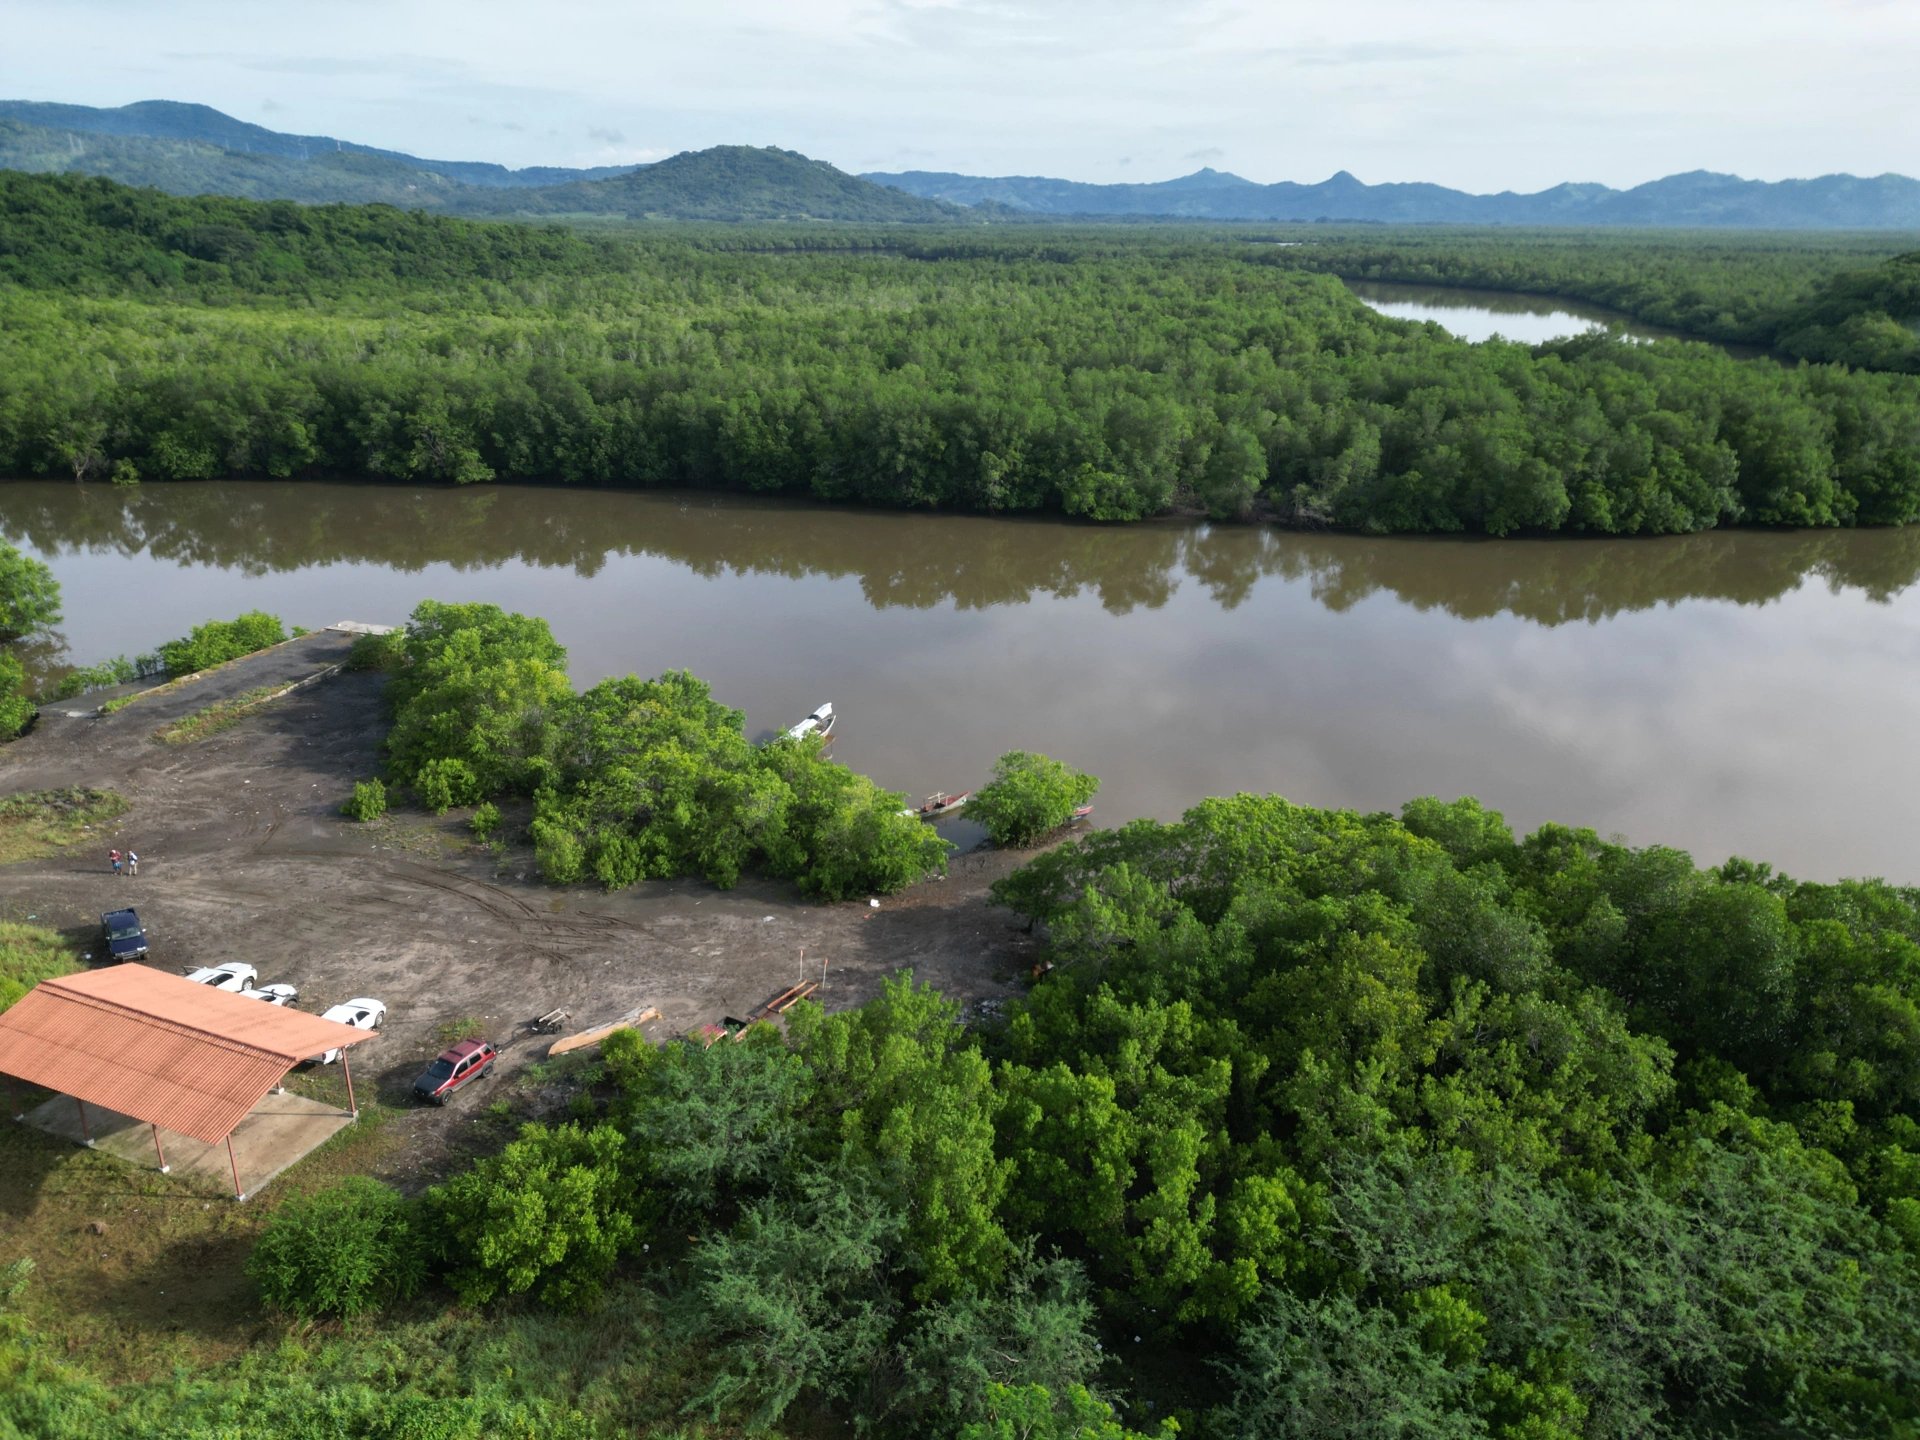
[0,109,961,223]
[466,146,960,222]
[0,99,638,187]
[0,119,478,207]
[868,166,1920,229]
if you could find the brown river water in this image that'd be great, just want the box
[4,480,1919,883]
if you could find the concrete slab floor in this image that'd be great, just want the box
[22,1090,355,1198]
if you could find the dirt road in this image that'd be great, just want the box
[0,631,1038,1184]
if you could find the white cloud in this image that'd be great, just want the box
[0,0,1914,189]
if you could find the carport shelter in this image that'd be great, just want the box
[0,966,373,1198]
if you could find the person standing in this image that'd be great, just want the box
[126,850,139,877]
[109,848,121,877]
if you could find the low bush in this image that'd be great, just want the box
[469,801,501,838]
[158,609,287,675]
[966,752,1099,848]
[49,653,164,701]
[246,1176,425,1318]
[341,778,386,821]
[344,628,406,672]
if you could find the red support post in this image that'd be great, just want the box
[74,1096,91,1145]
[151,1122,169,1174]
[226,1132,244,1200]
[341,1049,357,1119]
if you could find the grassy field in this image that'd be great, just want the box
[0,789,129,866]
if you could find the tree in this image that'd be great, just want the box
[968,752,1099,849]
[0,543,61,640]
[428,1122,635,1309]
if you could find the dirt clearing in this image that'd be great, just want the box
[0,631,1038,1190]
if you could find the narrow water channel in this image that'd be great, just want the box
[4,480,1918,883]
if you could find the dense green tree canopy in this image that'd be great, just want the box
[4,175,1920,535]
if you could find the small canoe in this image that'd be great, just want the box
[914,791,972,820]
[1066,805,1093,823]
[548,1006,661,1057]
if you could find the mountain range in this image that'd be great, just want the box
[864,166,1920,228]
[3,99,1918,228]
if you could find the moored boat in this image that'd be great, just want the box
[1066,805,1093,823]
[913,791,972,820]
[784,702,835,742]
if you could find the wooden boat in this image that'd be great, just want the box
[784,702,835,742]
[913,791,972,820]
[1065,805,1093,823]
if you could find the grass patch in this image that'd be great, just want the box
[0,1082,405,1383]
[151,685,285,744]
[0,921,81,1010]
[0,788,129,865]
[434,1017,489,1047]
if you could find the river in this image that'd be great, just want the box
[4,480,1919,883]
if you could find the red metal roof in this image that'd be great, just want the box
[0,967,374,1145]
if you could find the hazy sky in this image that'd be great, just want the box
[2,1,1914,189]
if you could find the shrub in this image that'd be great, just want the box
[342,778,386,821]
[967,752,1099,848]
[415,757,481,814]
[0,654,33,741]
[345,628,407,672]
[0,542,60,640]
[428,1121,635,1309]
[470,801,501,838]
[246,1176,424,1318]
[50,654,162,700]
[159,610,286,675]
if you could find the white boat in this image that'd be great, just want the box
[784,702,835,742]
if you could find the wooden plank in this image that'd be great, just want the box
[547,1007,660,1057]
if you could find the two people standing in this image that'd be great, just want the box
[108,848,139,877]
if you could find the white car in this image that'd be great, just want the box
[183,963,257,993]
[241,983,300,1007]
[309,998,386,1064]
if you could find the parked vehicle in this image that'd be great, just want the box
[784,702,834,742]
[310,998,386,1064]
[183,962,256,993]
[241,983,299,1006]
[100,908,147,961]
[412,1039,497,1105]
